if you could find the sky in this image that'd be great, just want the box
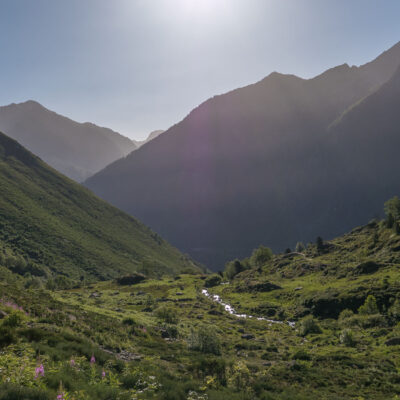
[0,0,400,140]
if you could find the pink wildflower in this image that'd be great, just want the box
[90,355,96,364]
[70,358,75,367]
[57,393,65,400]
[35,364,44,379]
[102,369,106,379]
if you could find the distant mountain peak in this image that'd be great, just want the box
[0,101,136,181]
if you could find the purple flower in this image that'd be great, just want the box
[90,355,96,364]
[70,358,75,367]
[102,369,106,379]
[57,393,65,400]
[35,364,44,379]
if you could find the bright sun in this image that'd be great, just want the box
[175,0,226,19]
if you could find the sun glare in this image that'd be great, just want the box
[174,0,227,20]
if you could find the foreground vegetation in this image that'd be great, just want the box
[2,198,400,399]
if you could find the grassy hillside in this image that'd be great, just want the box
[0,131,200,281]
[1,204,400,399]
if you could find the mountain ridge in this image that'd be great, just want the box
[0,100,137,182]
[85,40,400,270]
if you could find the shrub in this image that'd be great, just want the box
[249,246,273,268]
[340,329,355,347]
[116,273,146,285]
[154,306,178,324]
[205,274,222,288]
[384,196,400,222]
[390,299,400,321]
[295,242,305,252]
[316,236,324,251]
[338,309,354,321]
[188,325,221,355]
[2,311,24,328]
[224,259,246,280]
[299,316,322,336]
[292,349,311,360]
[358,295,379,315]
[0,384,51,400]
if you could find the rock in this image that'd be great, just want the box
[241,334,255,340]
[176,292,184,296]
[385,337,400,346]
[89,292,101,298]
[160,329,169,338]
[295,287,303,291]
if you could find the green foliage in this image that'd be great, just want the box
[188,325,221,355]
[339,329,355,347]
[0,131,199,280]
[299,316,322,336]
[316,236,324,251]
[249,246,273,268]
[2,311,24,328]
[295,242,305,252]
[154,306,178,324]
[358,295,379,315]
[204,274,222,288]
[384,196,400,222]
[390,299,400,320]
[0,384,51,400]
[224,259,246,280]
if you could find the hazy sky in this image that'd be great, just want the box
[0,0,399,140]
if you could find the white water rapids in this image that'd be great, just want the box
[201,289,295,328]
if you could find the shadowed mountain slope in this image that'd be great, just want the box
[86,42,400,270]
[0,101,136,181]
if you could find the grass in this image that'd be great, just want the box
[0,131,202,281]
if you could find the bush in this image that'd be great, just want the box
[340,329,355,347]
[316,236,324,251]
[338,309,354,322]
[188,325,221,355]
[358,295,379,315]
[224,259,247,280]
[249,246,273,268]
[295,242,305,252]
[390,299,400,321]
[2,311,24,328]
[0,384,51,400]
[384,196,400,222]
[116,273,146,285]
[154,306,178,324]
[292,349,311,360]
[205,274,222,288]
[299,316,322,336]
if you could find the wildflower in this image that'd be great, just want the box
[35,364,45,379]
[102,369,106,379]
[70,358,75,367]
[57,393,65,400]
[90,355,96,364]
